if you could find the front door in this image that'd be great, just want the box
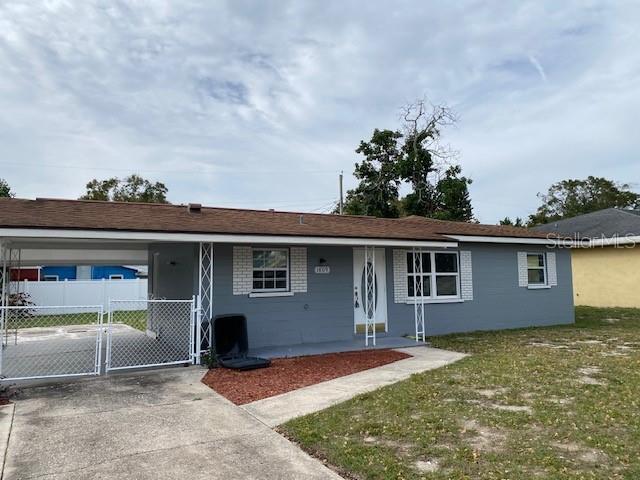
[353,248,388,334]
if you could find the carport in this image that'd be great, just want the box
[0,236,200,382]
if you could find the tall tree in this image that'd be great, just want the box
[397,100,457,217]
[0,178,14,198]
[342,99,474,221]
[342,129,403,217]
[499,216,524,227]
[528,176,640,226]
[432,165,473,221]
[81,174,169,203]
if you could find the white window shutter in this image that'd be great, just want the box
[393,249,408,303]
[290,247,307,293]
[232,246,252,295]
[460,251,473,300]
[517,251,528,287]
[547,251,557,286]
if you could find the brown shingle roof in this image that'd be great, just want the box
[0,198,553,241]
[398,215,553,239]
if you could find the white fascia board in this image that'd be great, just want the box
[0,228,457,249]
[445,234,571,246]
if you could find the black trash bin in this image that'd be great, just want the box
[212,314,271,371]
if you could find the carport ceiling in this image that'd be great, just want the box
[3,239,148,266]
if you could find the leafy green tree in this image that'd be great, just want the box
[342,100,474,221]
[80,174,169,203]
[499,216,524,227]
[528,176,640,226]
[432,165,473,221]
[342,129,403,217]
[396,101,446,216]
[0,178,14,198]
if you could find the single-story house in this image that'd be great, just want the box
[40,265,142,281]
[533,208,640,308]
[0,197,574,356]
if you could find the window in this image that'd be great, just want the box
[252,249,289,291]
[43,275,59,282]
[527,253,546,285]
[407,252,431,298]
[109,274,124,280]
[407,251,459,299]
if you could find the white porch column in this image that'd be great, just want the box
[412,248,426,343]
[0,241,6,356]
[363,245,376,347]
[198,242,214,361]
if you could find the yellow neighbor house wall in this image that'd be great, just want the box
[571,245,640,308]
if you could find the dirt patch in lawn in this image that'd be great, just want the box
[201,349,411,405]
[461,419,507,453]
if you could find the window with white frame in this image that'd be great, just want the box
[252,248,289,291]
[109,274,124,280]
[407,251,459,299]
[43,275,59,282]
[527,253,546,285]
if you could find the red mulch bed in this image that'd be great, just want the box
[202,349,411,405]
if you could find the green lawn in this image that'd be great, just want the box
[282,307,640,479]
[4,310,147,332]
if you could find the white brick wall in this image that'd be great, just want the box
[290,247,308,293]
[232,246,253,295]
[547,251,557,286]
[393,249,408,303]
[460,250,473,301]
[517,251,529,287]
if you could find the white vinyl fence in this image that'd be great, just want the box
[10,279,148,313]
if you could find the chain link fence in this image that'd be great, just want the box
[0,305,103,381]
[106,299,195,371]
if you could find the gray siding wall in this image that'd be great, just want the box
[148,243,198,300]
[385,244,575,337]
[146,243,199,355]
[148,242,574,350]
[211,244,354,350]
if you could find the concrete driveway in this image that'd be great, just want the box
[2,368,341,480]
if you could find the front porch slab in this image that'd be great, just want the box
[250,336,422,359]
[241,345,467,427]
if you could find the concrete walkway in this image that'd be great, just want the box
[2,368,342,480]
[242,346,467,427]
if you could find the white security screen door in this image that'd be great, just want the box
[353,248,388,333]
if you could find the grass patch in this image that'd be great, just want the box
[5,310,147,332]
[282,307,640,479]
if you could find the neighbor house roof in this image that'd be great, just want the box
[0,197,555,243]
[532,208,640,238]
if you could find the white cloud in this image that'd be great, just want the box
[0,0,638,221]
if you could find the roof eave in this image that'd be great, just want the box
[444,234,571,246]
[0,227,458,248]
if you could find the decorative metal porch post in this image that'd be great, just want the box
[0,241,6,367]
[413,248,426,343]
[5,246,22,349]
[364,245,377,346]
[198,242,214,363]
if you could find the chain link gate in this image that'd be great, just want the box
[106,298,196,371]
[0,305,103,381]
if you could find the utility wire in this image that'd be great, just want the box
[1,160,338,176]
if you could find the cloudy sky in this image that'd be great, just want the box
[0,1,638,223]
